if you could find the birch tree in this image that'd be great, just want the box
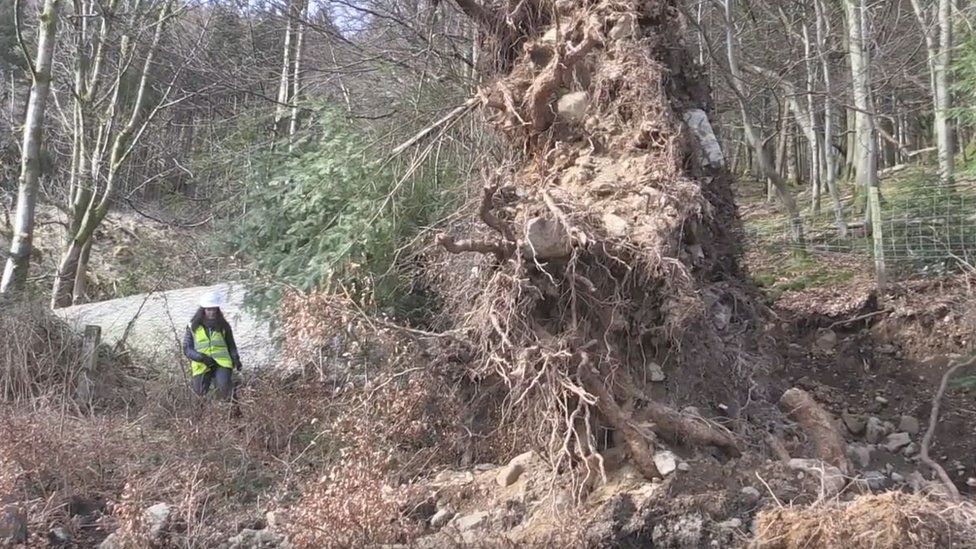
[0,0,60,295]
[844,0,879,229]
[910,0,955,185]
[51,0,183,306]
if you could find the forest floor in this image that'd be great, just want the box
[3,169,976,548]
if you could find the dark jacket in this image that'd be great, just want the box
[183,321,241,369]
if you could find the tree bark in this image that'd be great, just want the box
[815,0,848,237]
[845,0,879,230]
[0,0,61,295]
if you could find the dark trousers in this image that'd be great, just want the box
[191,367,233,400]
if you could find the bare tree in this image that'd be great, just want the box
[0,0,61,295]
[910,0,955,185]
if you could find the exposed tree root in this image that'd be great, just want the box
[434,0,769,485]
[920,355,975,503]
[778,388,850,473]
[579,358,661,480]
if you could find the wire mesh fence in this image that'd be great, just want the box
[743,168,976,283]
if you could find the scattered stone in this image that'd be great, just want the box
[648,362,666,382]
[145,503,172,539]
[815,329,837,353]
[99,533,121,549]
[876,344,897,355]
[718,518,743,530]
[884,432,912,453]
[863,471,887,491]
[841,411,867,435]
[890,472,905,483]
[473,463,495,472]
[608,13,638,40]
[898,415,921,435]
[496,463,525,487]
[556,92,589,124]
[677,462,691,472]
[902,443,919,457]
[967,478,976,488]
[739,487,761,504]
[227,528,289,549]
[434,470,474,485]
[430,508,455,528]
[875,396,889,405]
[652,513,703,548]
[846,443,872,469]
[787,459,846,496]
[454,512,489,532]
[49,526,71,545]
[0,505,27,544]
[653,450,678,477]
[907,472,927,492]
[865,417,887,444]
[508,451,536,468]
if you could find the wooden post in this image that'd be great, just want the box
[868,187,886,293]
[75,324,100,410]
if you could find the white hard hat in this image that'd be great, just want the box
[198,290,225,309]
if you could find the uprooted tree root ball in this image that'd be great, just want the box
[434,0,768,486]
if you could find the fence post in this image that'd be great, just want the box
[75,324,101,410]
[868,186,886,293]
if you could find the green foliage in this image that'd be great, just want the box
[953,28,976,127]
[229,107,461,320]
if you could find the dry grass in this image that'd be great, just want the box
[751,492,976,549]
[0,295,475,548]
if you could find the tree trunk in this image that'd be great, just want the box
[287,0,307,150]
[0,0,61,295]
[935,0,954,185]
[845,0,878,230]
[273,0,296,141]
[816,0,847,236]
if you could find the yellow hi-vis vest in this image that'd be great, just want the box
[190,325,233,376]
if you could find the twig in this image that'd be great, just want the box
[920,355,976,503]
[390,99,477,156]
[827,308,893,329]
[115,283,161,352]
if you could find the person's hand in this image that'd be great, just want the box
[233,359,242,371]
[205,357,219,370]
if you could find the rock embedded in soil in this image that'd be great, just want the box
[454,512,489,532]
[902,442,919,457]
[884,432,912,453]
[842,411,867,435]
[863,471,887,491]
[846,443,873,469]
[787,459,846,496]
[556,91,589,124]
[653,450,678,477]
[496,463,525,487]
[815,329,838,353]
[430,508,455,528]
[648,362,666,382]
[898,415,921,435]
[865,417,887,444]
[740,487,761,504]
[0,504,27,544]
[145,502,172,539]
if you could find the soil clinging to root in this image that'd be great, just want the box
[436,0,773,486]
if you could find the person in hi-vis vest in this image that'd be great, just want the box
[182,291,242,399]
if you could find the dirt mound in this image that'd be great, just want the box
[752,492,976,548]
